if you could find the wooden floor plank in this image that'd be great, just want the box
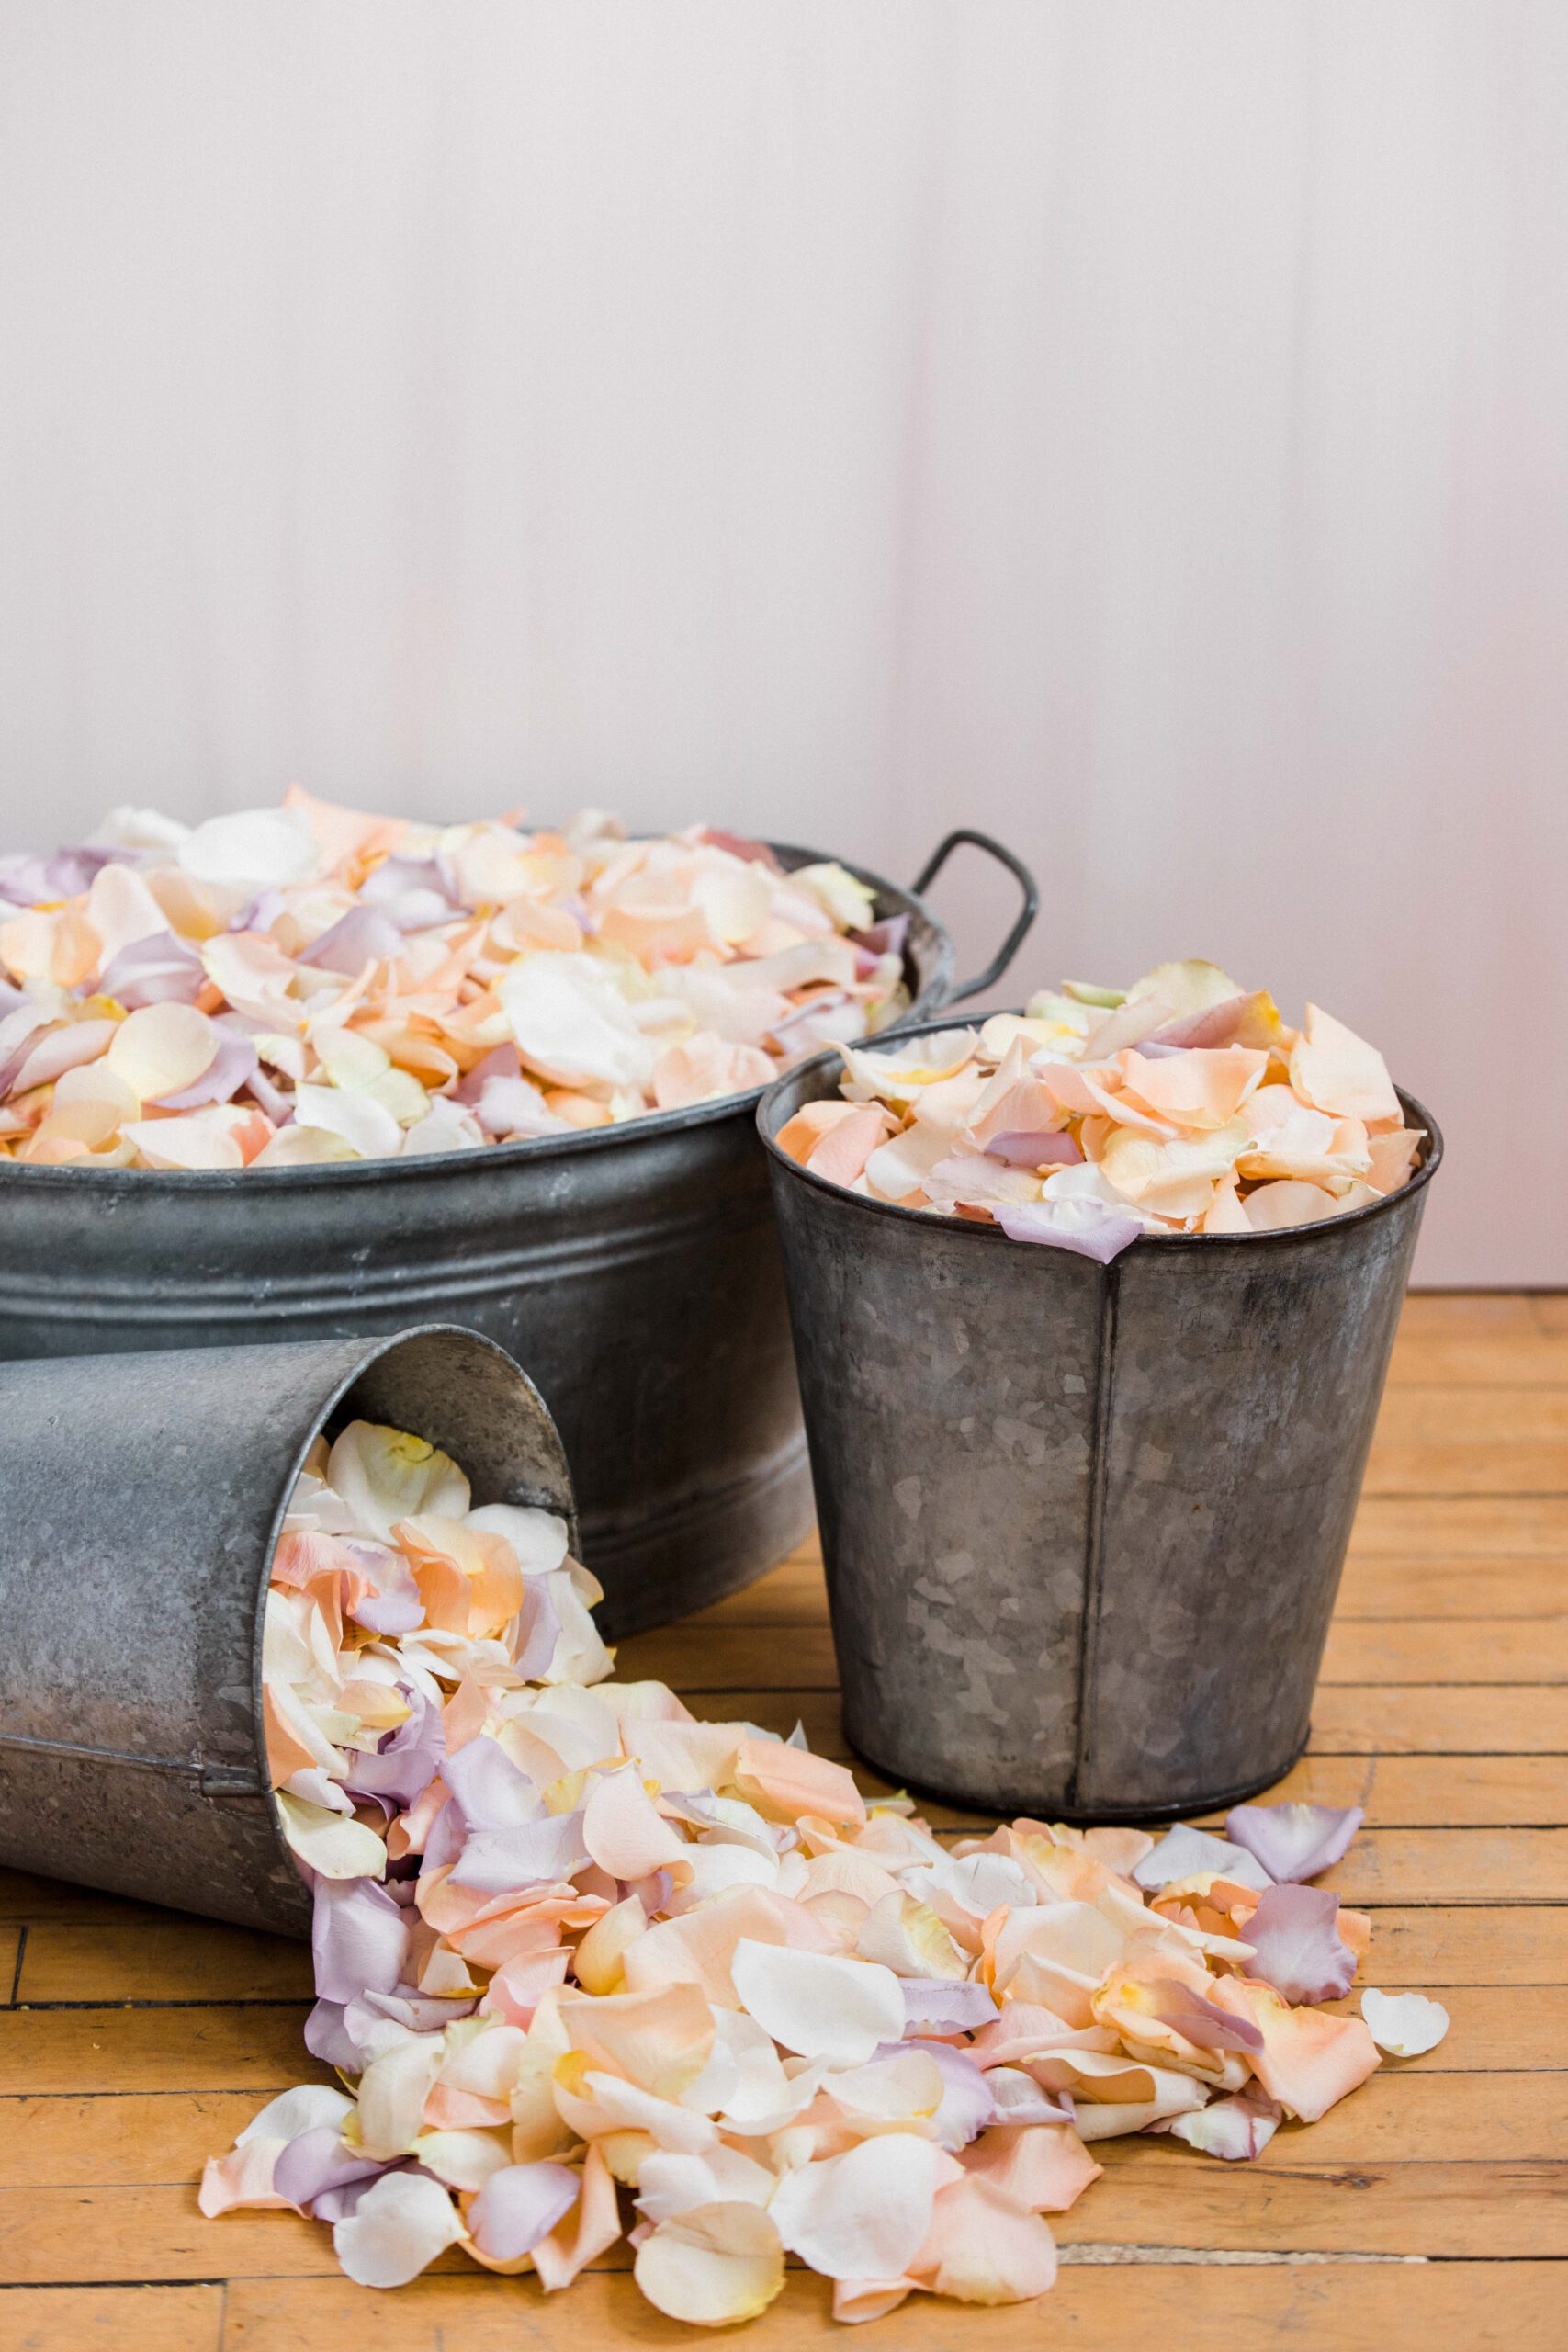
[9,2156,1562,2283]
[1334,1555,1559,1618]
[7,2070,1561,2195]
[17,1924,310,2008]
[1360,1905,1568,1984]
[1057,2154,1568,2255]
[1363,1390,1568,1496]
[1386,1333,1568,1385]
[1322,1831,1568,1907]
[1,2006,321,2098]
[1196,1753,1568,1826]
[2,2092,277,2188]
[0,2285,221,2352]
[1307,1683,1568,1753]
[1320,1620,1568,1685]
[212,2266,1568,2352]
[1348,1498,1568,1556]
[0,1874,170,1930]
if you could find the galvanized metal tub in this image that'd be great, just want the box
[0,831,1035,1639]
[0,1324,575,1935]
[759,1016,1443,1820]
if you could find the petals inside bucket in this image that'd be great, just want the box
[776,968,1418,1253]
[0,799,910,1166]
[201,1415,1434,2327]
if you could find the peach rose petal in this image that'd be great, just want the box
[770,2132,943,2281]
[910,2174,1058,2304]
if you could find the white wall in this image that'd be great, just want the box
[1,1,1563,1282]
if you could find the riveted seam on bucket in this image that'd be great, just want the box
[1066,1261,1122,1815]
[0,1729,265,1794]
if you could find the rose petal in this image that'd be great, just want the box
[634,2201,786,2326]
[468,2160,581,2261]
[1240,1884,1358,2006]
[770,2133,942,2281]
[1361,1987,1450,2057]
[1225,1801,1364,1883]
[1132,1825,1273,1894]
[729,1939,904,2067]
[331,2167,466,2287]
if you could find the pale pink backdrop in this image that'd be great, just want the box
[1,1,1563,1281]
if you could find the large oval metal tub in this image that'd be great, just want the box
[0,1325,574,1935]
[0,832,1034,1637]
[759,1014,1441,1820]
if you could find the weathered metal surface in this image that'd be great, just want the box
[0,1325,574,1934]
[0,835,1033,1637]
[760,1016,1442,1819]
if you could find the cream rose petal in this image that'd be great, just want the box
[332,2168,467,2288]
[106,1003,220,1101]
[728,1939,904,2066]
[1361,1987,1450,2057]
[273,1792,387,1880]
[769,2133,942,2281]
[326,1419,470,1541]
[633,2200,786,2326]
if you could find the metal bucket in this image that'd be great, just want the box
[0,1324,574,1934]
[759,1014,1443,1820]
[0,831,1036,1639]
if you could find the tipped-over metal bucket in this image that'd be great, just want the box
[759,1017,1443,1820]
[0,830,1036,1642]
[0,1324,574,1934]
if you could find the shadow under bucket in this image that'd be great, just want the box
[0,1324,574,1935]
[759,1020,1443,1821]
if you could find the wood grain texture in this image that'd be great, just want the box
[0,1290,1560,2346]
[0,2285,221,2352]
[211,2266,1568,2352]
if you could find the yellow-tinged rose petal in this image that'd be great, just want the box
[107,1002,220,1101]
[327,1420,469,1542]
[634,2200,785,2326]
[273,1792,386,1879]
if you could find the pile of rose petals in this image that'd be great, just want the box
[0,795,908,1170]
[204,1420,1446,2326]
[775,961,1424,1261]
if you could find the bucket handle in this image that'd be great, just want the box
[913,829,1040,1004]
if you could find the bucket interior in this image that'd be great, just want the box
[248,1325,579,1929]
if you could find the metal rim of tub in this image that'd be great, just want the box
[0,832,1038,1196]
[756,1005,1444,1254]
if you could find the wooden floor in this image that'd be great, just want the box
[3,1292,1564,2350]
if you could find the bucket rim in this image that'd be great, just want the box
[755,1005,1444,1255]
[247,1320,577,1918]
[0,839,953,1195]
